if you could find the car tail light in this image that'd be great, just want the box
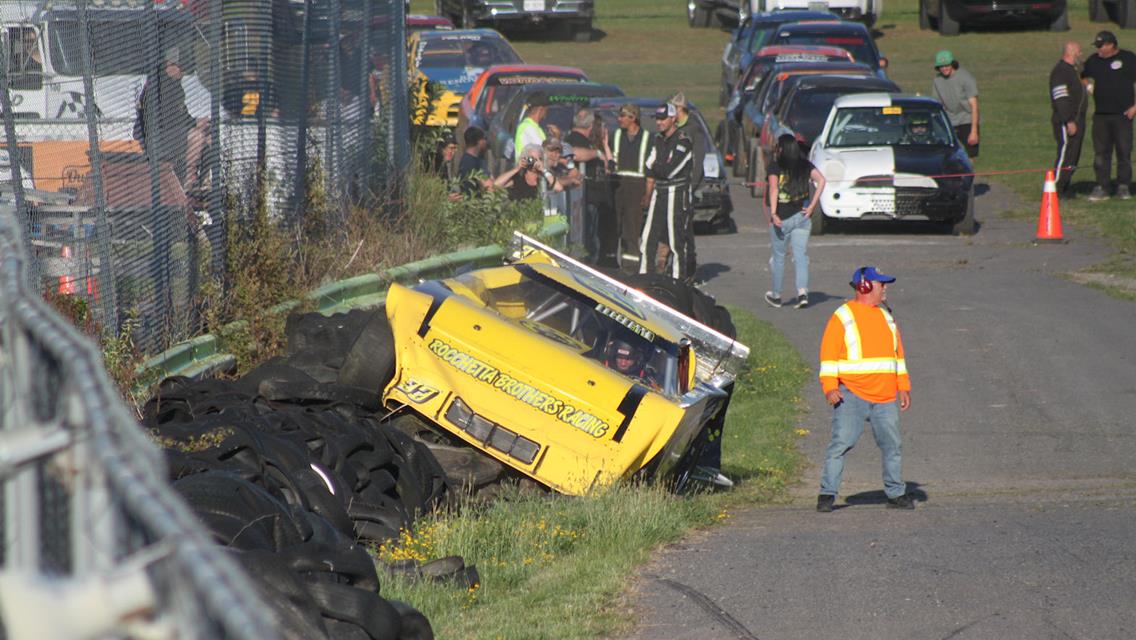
[444,397,541,465]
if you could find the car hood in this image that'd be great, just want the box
[819,145,968,182]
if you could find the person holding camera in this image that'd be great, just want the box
[494,143,563,202]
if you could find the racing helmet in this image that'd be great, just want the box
[605,338,646,375]
[905,112,932,135]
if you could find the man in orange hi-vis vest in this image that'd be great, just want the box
[816,266,913,513]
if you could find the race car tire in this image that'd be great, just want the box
[748,143,764,199]
[1121,0,1136,28]
[811,211,827,236]
[574,19,593,42]
[338,309,396,394]
[952,186,978,236]
[1050,6,1070,30]
[938,2,960,35]
[688,0,710,27]
[1089,0,1108,22]
[390,600,436,640]
[732,127,748,178]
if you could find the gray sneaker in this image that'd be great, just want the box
[1119,185,1132,200]
[1088,186,1109,202]
[795,293,809,309]
[764,292,782,308]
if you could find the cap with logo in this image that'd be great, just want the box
[654,103,677,119]
[934,50,954,67]
[850,266,896,286]
[1094,30,1118,48]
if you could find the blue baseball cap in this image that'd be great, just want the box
[851,266,896,286]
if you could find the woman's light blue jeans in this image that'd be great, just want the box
[819,385,906,499]
[769,211,811,296]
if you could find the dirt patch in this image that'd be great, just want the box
[1067,270,1136,293]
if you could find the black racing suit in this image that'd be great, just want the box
[675,116,705,281]
[639,128,694,280]
[1050,58,1087,195]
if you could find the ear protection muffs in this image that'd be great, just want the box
[853,267,873,294]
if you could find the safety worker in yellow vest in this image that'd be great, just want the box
[605,103,654,268]
[816,266,914,513]
[514,92,549,167]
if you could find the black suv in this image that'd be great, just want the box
[436,0,595,41]
[919,0,1069,34]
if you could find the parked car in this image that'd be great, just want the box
[809,93,976,235]
[1089,0,1127,29]
[760,0,882,26]
[737,61,875,196]
[437,0,595,41]
[766,20,888,77]
[591,97,735,233]
[485,82,624,173]
[455,64,588,145]
[719,11,840,105]
[719,46,855,172]
[380,233,749,495]
[920,0,1068,34]
[688,0,751,27]
[406,14,455,31]
[757,73,901,175]
[408,29,522,127]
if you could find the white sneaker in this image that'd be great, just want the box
[692,466,735,488]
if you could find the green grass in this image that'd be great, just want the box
[378,307,812,639]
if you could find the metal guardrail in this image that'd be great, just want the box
[0,200,279,637]
[137,217,569,386]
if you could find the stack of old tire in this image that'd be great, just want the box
[144,308,447,640]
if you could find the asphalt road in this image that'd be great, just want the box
[622,180,1136,639]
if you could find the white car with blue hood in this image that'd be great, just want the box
[809,93,976,235]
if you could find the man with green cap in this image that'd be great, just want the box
[932,50,979,158]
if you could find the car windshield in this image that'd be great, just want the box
[825,106,954,148]
[416,35,521,92]
[455,268,679,395]
[774,32,877,67]
[786,90,863,142]
[478,73,583,115]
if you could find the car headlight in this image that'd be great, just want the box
[703,154,720,179]
[823,160,845,185]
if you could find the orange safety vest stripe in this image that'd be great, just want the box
[819,301,911,403]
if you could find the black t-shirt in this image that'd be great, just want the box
[565,130,598,180]
[457,152,488,195]
[768,159,816,214]
[1082,50,1136,114]
[507,171,540,201]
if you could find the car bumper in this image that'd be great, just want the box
[821,179,970,222]
[947,0,1064,22]
[474,0,594,22]
[693,180,734,224]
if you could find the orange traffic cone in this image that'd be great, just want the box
[1035,170,1065,243]
[57,245,78,295]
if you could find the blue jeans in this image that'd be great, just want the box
[819,386,906,499]
[769,211,811,296]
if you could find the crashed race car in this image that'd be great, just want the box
[375,233,749,495]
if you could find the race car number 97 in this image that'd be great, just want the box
[396,379,441,404]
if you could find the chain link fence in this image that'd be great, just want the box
[1,200,280,639]
[2,0,409,352]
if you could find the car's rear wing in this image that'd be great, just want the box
[508,233,750,389]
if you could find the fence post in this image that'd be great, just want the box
[0,26,30,278]
[208,0,225,276]
[293,0,313,223]
[77,0,118,333]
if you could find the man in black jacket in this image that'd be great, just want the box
[639,103,694,280]
[1081,31,1136,201]
[1050,41,1087,198]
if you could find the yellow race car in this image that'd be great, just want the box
[408,29,522,128]
[378,234,749,495]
